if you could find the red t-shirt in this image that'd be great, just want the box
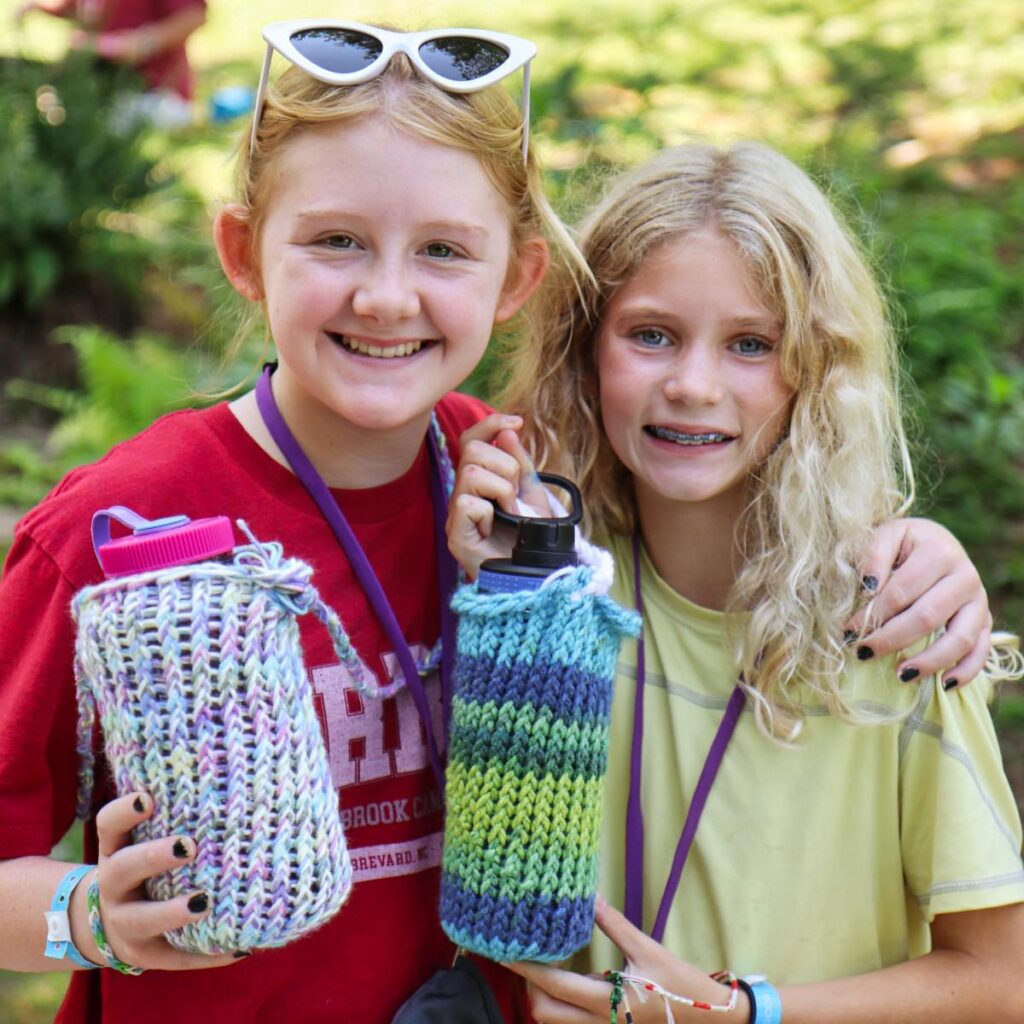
[0,396,529,1022]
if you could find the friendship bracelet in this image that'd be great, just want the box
[606,970,741,1020]
[43,865,100,969]
[608,970,631,1024]
[85,879,145,976]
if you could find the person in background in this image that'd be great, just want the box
[14,0,206,127]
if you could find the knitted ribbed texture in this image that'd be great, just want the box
[72,534,367,954]
[440,566,640,962]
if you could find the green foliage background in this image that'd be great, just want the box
[0,1,1022,1018]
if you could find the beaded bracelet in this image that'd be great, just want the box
[85,879,145,976]
[606,970,740,1022]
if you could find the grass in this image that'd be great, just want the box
[0,973,71,1024]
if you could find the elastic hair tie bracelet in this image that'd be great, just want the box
[606,970,741,1022]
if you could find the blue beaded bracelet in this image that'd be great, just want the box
[43,865,100,969]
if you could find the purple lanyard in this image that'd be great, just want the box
[255,366,455,790]
[624,532,746,942]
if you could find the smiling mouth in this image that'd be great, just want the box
[329,333,432,359]
[645,426,734,446]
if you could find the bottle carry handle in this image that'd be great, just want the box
[490,472,583,529]
[91,507,191,564]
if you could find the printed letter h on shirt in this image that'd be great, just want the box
[311,647,444,788]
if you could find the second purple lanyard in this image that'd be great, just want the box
[624,531,746,942]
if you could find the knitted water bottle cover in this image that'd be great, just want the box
[440,565,640,962]
[72,531,377,954]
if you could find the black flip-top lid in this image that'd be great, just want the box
[491,472,582,570]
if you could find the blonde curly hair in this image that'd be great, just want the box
[500,141,918,739]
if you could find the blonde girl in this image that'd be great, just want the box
[0,21,563,1022]
[448,141,1024,1022]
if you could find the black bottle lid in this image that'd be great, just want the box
[482,472,582,577]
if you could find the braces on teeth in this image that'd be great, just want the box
[649,426,730,445]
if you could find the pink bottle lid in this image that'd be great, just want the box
[91,506,236,578]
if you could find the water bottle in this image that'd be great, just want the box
[440,475,639,962]
[476,472,582,593]
[74,506,353,954]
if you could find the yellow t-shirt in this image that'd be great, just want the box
[576,532,1024,983]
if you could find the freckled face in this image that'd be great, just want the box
[256,115,523,442]
[596,229,793,523]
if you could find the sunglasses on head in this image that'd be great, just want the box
[250,20,537,160]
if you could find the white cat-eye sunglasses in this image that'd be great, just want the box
[250,20,536,160]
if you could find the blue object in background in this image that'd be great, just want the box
[209,86,255,122]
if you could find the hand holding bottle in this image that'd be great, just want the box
[447,414,553,579]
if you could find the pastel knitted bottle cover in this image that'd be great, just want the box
[72,533,376,954]
[440,565,640,962]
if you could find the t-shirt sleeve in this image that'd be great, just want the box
[435,391,495,458]
[0,529,82,857]
[900,676,1024,921]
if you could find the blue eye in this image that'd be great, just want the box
[323,234,357,250]
[634,328,670,348]
[732,335,772,356]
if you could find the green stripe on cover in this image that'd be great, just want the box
[448,696,611,782]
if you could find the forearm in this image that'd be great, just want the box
[82,5,206,65]
[0,857,101,972]
[23,0,77,17]
[779,918,1024,1023]
[143,5,206,55]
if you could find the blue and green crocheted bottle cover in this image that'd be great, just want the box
[440,565,640,962]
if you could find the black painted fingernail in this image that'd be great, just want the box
[172,838,190,859]
[899,666,920,682]
[857,645,874,661]
[187,892,209,914]
[943,678,958,691]
[843,630,858,646]
[133,795,145,813]
[862,575,879,593]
